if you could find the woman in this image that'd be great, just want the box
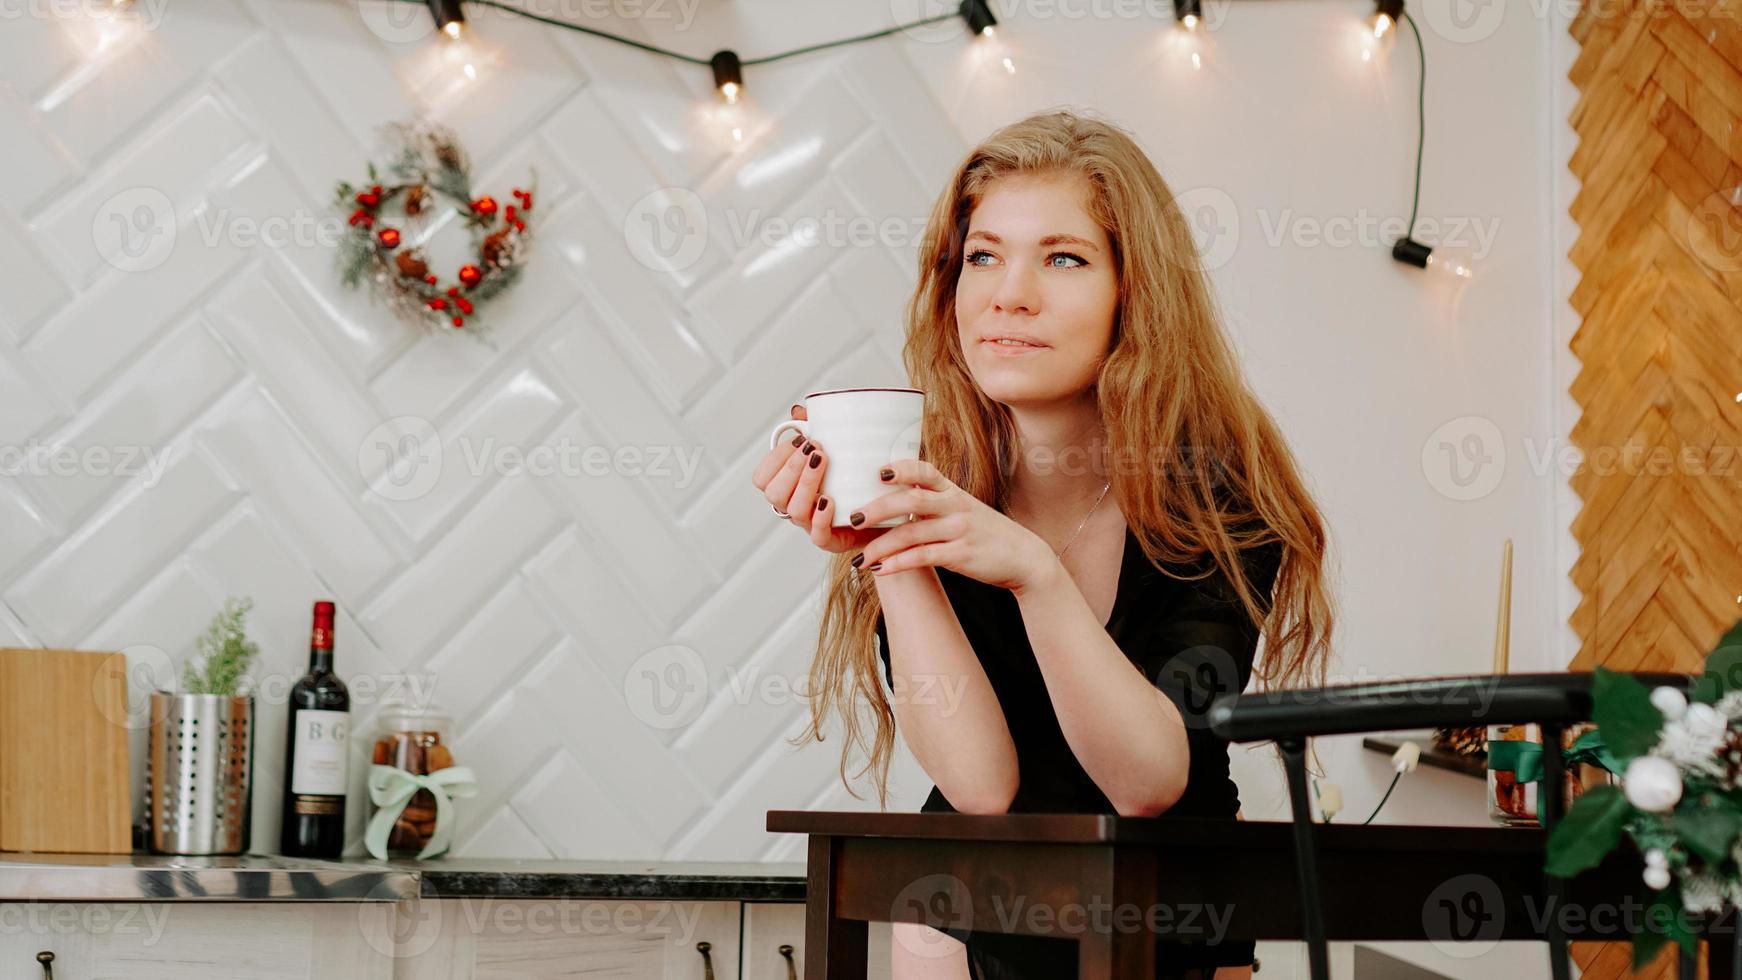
[751,110,1335,979]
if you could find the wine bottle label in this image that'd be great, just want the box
[291,709,351,795]
[292,795,344,816]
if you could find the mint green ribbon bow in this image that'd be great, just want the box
[1486,729,1620,784]
[365,763,478,860]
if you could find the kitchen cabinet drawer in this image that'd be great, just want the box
[740,902,890,980]
[392,898,741,979]
[0,902,396,979]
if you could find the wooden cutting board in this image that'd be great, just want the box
[0,648,132,853]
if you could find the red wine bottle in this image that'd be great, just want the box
[280,600,350,858]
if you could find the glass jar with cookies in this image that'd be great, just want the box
[370,704,456,859]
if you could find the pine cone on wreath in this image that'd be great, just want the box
[1432,725,1487,757]
[481,228,512,268]
[395,250,429,280]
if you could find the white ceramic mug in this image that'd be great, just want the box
[768,387,924,527]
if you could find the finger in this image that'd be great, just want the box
[792,403,807,420]
[846,486,943,529]
[753,429,808,489]
[808,491,834,547]
[786,445,825,528]
[871,540,950,576]
[878,458,948,491]
[763,440,811,514]
[854,516,954,568]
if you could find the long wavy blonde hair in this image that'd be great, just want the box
[791,109,1336,808]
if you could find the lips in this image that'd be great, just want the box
[981,334,1048,348]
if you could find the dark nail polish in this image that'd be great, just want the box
[817,496,828,509]
[808,452,822,468]
[868,562,882,571]
[801,441,814,454]
[849,512,865,526]
[791,434,804,448]
[851,554,864,568]
[880,467,894,482]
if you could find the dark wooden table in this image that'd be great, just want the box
[768,809,1738,979]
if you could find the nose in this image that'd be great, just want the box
[990,262,1039,315]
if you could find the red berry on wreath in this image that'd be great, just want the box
[452,316,465,328]
[471,196,497,217]
[447,287,459,298]
[458,264,483,288]
[456,297,474,314]
[425,274,438,285]
[376,227,401,249]
[356,191,381,207]
[428,298,448,311]
[505,205,517,225]
[348,209,366,226]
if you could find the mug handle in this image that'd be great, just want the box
[768,417,809,451]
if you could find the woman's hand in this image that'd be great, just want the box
[750,403,891,555]
[848,459,1058,593]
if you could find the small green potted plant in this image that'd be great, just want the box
[147,597,263,856]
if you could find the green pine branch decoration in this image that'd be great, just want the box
[1544,617,1742,968]
[181,597,262,696]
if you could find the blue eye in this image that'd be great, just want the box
[965,249,996,267]
[1048,252,1087,269]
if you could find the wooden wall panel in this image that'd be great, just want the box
[1568,1,1742,976]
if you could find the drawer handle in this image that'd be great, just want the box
[779,942,797,980]
[696,940,716,980]
[37,951,54,979]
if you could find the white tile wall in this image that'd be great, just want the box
[0,0,944,862]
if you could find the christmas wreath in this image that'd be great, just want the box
[333,121,534,333]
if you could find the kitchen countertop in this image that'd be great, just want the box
[0,852,806,903]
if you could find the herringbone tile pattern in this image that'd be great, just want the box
[0,0,955,862]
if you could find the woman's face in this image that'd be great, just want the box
[954,173,1118,409]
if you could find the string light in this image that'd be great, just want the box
[711,50,743,104]
[426,0,464,38]
[1368,0,1402,39]
[1174,0,1201,32]
[398,0,1460,290]
[962,0,998,38]
[1383,4,1470,286]
[1167,0,1206,71]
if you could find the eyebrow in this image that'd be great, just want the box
[965,230,1101,252]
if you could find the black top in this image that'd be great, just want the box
[875,523,1285,978]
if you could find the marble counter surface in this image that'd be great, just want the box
[0,852,806,903]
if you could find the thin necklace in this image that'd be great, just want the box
[1054,480,1112,559]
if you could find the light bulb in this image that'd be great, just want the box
[1392,236,1478,287]
[710,50,744,105]
[1369,12,1393,38]
[1425,245,1477,283]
